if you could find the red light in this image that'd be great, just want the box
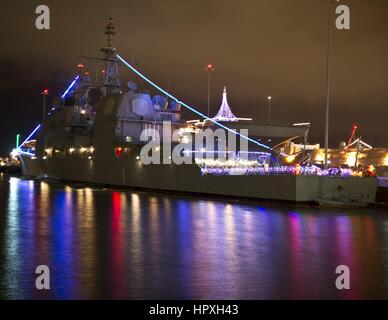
[115,147,122,158]
[204,64,215,72]
[366,165,376,177]
[42,89,49,95]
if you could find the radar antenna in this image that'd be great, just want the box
[100,18,121,94]
[105,17,115,47]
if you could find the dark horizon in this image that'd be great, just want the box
[1,0,388,154]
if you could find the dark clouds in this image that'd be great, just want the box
[1,0,388,153]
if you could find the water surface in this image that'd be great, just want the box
[1,173,388,299]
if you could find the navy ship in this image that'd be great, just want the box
[18,19,377,204]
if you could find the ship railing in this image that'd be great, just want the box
[246,119,307,127]
[116,115,181,124]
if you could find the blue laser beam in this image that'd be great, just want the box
[14,75,78,157]
[18,150,35,157]
[116,54,272,150]
[17,124,41,149]
[61,75,80,99]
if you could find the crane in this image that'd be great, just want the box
[345,124,358,149]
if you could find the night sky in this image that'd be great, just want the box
[1,0,388,154]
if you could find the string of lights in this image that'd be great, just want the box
[17,124,41,150]
[61,75,80,99]
[200,165,354,177]
[116,54,272,151]
[15,74,80,156]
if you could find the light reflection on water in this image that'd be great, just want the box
[0,175,388,299]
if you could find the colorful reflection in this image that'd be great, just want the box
[0,174,388,299]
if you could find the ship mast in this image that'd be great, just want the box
[101,18,121,94]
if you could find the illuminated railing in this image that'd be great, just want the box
[200,165,354,177]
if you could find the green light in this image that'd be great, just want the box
[16,134,20,148]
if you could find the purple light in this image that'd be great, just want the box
[212,87,239,122]
[200,165,354,177]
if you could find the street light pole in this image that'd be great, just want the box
[43,94,46,117]
[204,64,215,117]
[267,96,272,123]
[41,88,49,118]
[207,71,211,117]
[324,0,335,169]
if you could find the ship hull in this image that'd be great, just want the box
[20,155,378,204]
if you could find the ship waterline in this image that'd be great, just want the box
[21,155,377,204]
